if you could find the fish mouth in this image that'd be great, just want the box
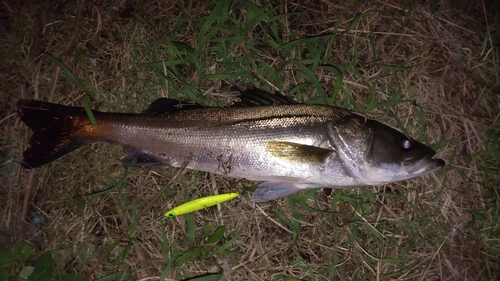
[404,155,445,175]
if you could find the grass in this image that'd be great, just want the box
[1,0,499,280]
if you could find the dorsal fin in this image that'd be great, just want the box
[145,88,298,113]
[144,98,204,114]
[231,87,298,107]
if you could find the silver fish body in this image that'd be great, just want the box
[18,90,445,202]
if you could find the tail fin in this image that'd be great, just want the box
[17,100,96,169]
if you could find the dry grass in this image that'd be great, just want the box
[1,0,498,280]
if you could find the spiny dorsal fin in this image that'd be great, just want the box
[265,141,332,164]
[144,98,204,114]
[146,87,298,113]
[231,87,298,107]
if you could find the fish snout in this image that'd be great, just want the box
[404,155,445,175]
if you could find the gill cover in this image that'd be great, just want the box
[329,114,444,184]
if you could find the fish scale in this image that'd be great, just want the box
[96,107,346,184]
[17,89,444,202]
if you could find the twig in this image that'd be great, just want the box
[20,170,35,221]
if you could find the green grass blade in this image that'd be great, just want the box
[180,82,206,106]
[28,251,53,281]
[275,210,299,251]
[347,223,360,246]
[159,227,171,259]
[88,160,134,197]
[197,1,231,49]
[374,63,413,71]
[186,213,196,248]
[344,12,364,33]
[45,53,81,86]
[282,59,327,103]
[132,12,155,31]
[137,59,191,69]
[81,96,98,130]
[329,71,343,106]
[13,242,35,262]
[206,226,225,245]
[274,276,304,281]
[61,274,86,281]
[185,273,223,281]
[94,271,125,281]
[210,232,241,256]
[176,246,203,266]
[287,197,307,223]
[280,35,331,53]
[363,223,384,240]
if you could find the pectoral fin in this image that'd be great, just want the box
[251,182,304,202]
[266,141,332,164]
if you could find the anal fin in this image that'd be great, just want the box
[121,149,164,166]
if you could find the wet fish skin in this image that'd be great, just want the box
[17,90,445,202]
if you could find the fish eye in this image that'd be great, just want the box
[400,137,412,150]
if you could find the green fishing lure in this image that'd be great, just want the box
[165,193,239,217]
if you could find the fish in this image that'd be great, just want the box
[17,88,445,202]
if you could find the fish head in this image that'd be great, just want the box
[330,114,445,185]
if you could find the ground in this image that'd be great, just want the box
[1,0,499,280]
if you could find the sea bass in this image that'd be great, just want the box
[17,89,445,202]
